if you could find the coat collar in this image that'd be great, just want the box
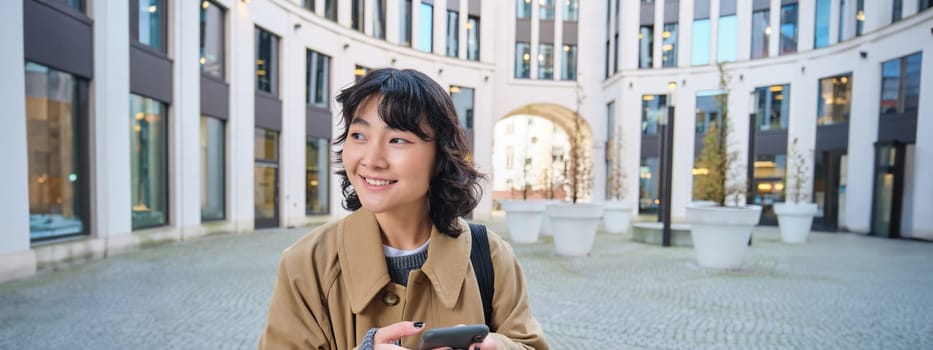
[338,209,472,313]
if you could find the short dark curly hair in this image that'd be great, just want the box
[333,68,484,238]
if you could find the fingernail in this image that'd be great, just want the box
[413,322,424,328]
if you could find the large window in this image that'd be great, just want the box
[517,0,531,19]
[135,0,166,50]
[855,0,864,36]
[641,94,668,135]
[58,0,84,11]
[880,52,922,115]
[200,116,225,221]
[892,0,903,22]
[814,0,830,48]
[780,2,798,55]
[638,25,653,68]
[538,43,554,79]
[466,16,480,61]
[661,23,678,67]
[751,9,770,59]
[302,0,314,11]
[325,0,337,21]
[200,1,225,79]
[130,94,168,230]
[515,42,531,78]
[838,0,847,42]
[817,73,852,125]
[695,91,725,135]
[540,0,555,20]
[753,154,786,223]
[694,91,726,201]
[692,18,711,66]
[374,0,386,39]
[255,129,279,224]
[717,15,737,62]
[564,0,579,21]
[25,62,88,241]
[418,2,434,53]
[755,84,790,131]
[306,137,329,215]
[639,157,659,214]
[306,50,330,108]
[562,44,578,80]
[450,86,475,129]
[400,0,412,46]
[255,27,279,95]
[446,10,459,57]
[352,0,364,32]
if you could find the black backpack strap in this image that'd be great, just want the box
[468,223,495,330]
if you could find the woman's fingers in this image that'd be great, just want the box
[374,321,426,344]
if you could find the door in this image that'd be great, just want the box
[813,150,845,231]
[870,141,906,238]
[254,163,279,229]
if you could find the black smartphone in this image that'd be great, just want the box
[418,324,489,350]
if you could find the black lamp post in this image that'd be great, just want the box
[659,81,676,247]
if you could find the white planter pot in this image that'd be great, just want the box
[547,203,604,256]
[602,200,634,234]
[538,200,563,237]
[774,202,819,244]
[500,200,546,244]
[686,203,762,269]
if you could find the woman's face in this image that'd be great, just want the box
[342,95,437,215]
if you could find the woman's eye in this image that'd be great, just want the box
[350,132,365,140]
[389,137,410,144]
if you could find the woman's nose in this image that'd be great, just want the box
[360,144,388,169]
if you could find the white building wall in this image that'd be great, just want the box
[173,0,204,238]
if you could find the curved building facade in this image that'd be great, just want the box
[1,0,931,282]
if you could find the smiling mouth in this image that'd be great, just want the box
[361,176,398,187]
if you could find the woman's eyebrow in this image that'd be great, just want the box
[349,117,369,126]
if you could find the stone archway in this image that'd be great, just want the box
[491,103,594,204]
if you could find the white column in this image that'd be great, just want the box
[619,0,640,69]
[339,0,352,28]
[281,29,308,227]
[869,0,891,30]
[0,0,36,283]
[671,84,692,220]
[364,0,374,35]
[552,0,563,79]
[828,0,840,45]
[411,0,421,51]
[788,66,817,200]
[844,51,880,233]
[769,0,780,57]
[457,0,467,59]
[709,0,720,64]
[230,1,256,231]
[434,0,447,55]
[910,49,933,238]
[678,0,693,68]
[797,0,815,51]
[530,0,539,77]
[174,0,204,238]
[736,0,752,61]
[902,0,919,18]
[653,0,664,69]
[93,0,133,243]
[386,0,400,45]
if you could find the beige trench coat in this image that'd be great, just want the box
[258,209,549,350]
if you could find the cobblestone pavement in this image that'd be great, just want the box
[2,221,932,349]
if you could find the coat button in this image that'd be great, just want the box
[382,292,400,306]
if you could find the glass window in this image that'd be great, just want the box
[855,0,864,36]
[306,137,330,215]
[892,0,902,22]
[639,157,659,214]
[641,94,668,135]
[780,3,798,55]
[814,0,830,48]
[400,0,413,47]
[56,0,84,12]
[691,19,711,66]
[255,27,278,95]
[540,0,555,20]
[880,52,923,115]
[922,0,933,11]
[752,154,787,223]
[695,90,725,135]
[200,1,225,79]
[255,128,279,162]
[515,42,531,78]
[354,65,370,83]
[717,15,737,62]
[446,10,459,57]
[302,0,314,11]
[325,0,337,21]
[24,62,88,241]
[517,0,531,19]
[137,0,164,50]
[130,94,168,230]
[255,129,278,223]
[466,16,480,61]
[605,40,611,78]
[200,116,225,221]
[614,33,620,73]
[838,0,847,42]
[561,44,578,80]
[755,84,790,130]
[751,9,770,59]
[352,0,364,31]
[817,73,852,125]
[450,86,475,129]
[661,23,678,67]
[374,0,386,39]
[418,2,434,53]
[564,0,579,21]
[306,50,330,108]
[639,25,653,68]
[538,43,554,79]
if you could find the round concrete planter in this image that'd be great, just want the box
[500,200,546,244]
[773,202,819,244]
[547,203,604,256]
[602,200,634,234]
[686,203,762,269]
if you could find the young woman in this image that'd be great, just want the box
[259,68,548,350]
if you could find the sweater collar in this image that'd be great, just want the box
[338,209,472,313]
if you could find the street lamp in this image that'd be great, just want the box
[659,81,677,247]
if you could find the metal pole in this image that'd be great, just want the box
[662,104,674,247]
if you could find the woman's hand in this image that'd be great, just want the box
[373,321,426,350]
